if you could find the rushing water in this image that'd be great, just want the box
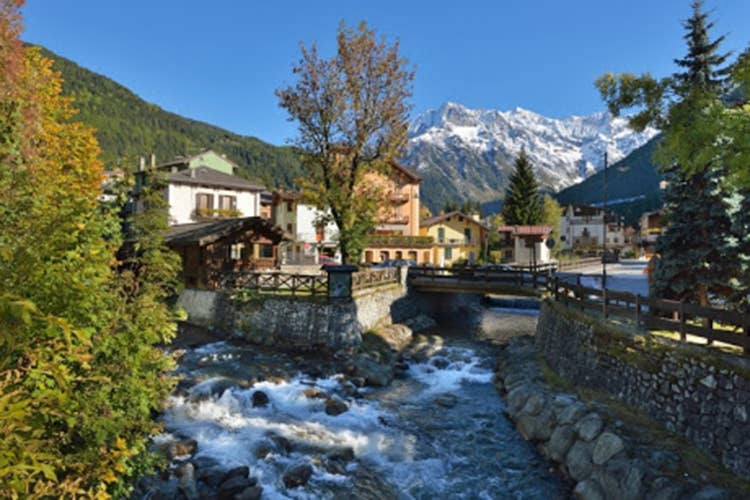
[157,303,568,499]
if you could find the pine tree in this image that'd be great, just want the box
[673,1,730,97]
[501,149,542,225]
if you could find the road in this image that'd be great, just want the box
[558,259,649,296]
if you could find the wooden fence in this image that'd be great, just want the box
[551,277,750,353]
[224,267,400,297]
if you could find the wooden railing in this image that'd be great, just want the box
[223,267,401,297]
[550,277,750,353]
[556,257,602,271]
[226,271,329,297]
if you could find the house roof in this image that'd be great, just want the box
[389,160,420,183]
[497,225,553,237]
[168,167,265,192]
[420,211,490,229]
[157,149,242,171]
[165,217,286,247]
[273,190,302,202]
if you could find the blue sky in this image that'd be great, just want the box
[21,0,750,146]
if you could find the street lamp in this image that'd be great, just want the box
[602,151,608,290]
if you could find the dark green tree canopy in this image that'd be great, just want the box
[501,149,542,226]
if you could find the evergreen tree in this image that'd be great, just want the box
[597,1,736,306]
[501,149,542,225]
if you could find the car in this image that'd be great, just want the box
[319,255,341,267]
[480,263,514,272]
[374,259,417,268]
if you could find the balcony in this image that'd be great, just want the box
[389,192,410,204]
[193,208,242,221]
[380,215,409,225]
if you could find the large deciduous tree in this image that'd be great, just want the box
[501,149,543,226]
[276,21,414,263]
[595,0,738,306]
[0,1,179,496]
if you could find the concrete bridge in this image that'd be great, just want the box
[407,266,553,297]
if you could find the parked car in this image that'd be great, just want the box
[374,259,417,268]
[480,263,514,272]
[319,255,341,267]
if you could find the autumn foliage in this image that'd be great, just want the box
[0,1,179,497]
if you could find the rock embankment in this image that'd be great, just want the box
[495,337,738,500]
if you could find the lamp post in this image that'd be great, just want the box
[602,151,608,290]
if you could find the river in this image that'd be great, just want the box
[155,302,569,499]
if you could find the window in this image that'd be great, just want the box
[437,227,445,243]
[196,193,214,211]
[286,223,293,233]
[219,195,237,211]
[287,201,293,212]
[260,244,274,259]
[444,247,453,260]
[229,243,245,260]
[395,251,403,259]
[464,227,472,244]
[380,251,390,262]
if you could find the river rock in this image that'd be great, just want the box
[283,463,313,488]
[269,434,293,453]
[548,424,576,461]
[372,324,413,350]
[690,486,730,500]
[621,461,645,500]
[164,438,197,460]
[327,447,355,462]
[575,413,603,442]
[506,384,533,417]
[325,397,349,416]
[350,357,392,387]
[175,462,198,500]
[434,393,458,408]
[431,357,451,369]
[573,479,605,500]
[234,486,263,500]
[251,390,270,408]
[648,477,684,500]
[592,432,624,465]
[303,387,328,399]
[520,393,546,416]
[218,475,256,499]
[517,407,555,441]
[558,402,587,426]
[404,313,437,333]
[565,440,594,481]
[219,466,250,485]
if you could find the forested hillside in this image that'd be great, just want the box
[39,46,304,187]
[555,137,664,225]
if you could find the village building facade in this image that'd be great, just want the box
[420,211,488,266]
[560,204,626,254]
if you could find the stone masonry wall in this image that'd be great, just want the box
[536,300,750,477]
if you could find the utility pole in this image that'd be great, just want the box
[602,150,608,290]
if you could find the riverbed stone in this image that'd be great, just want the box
[251,390,269,408]
[573,479,605,500]
[283,463,313,488]
[575,413,603,442]
[217,475,255,499]
[164,438,198,460]
[520,393,546,416]
[506,384,533,417]
[234,486,263,500]
[350,357,392,387]
[325,397,349,416]
[518,407,555,441]
[326,447,355,462]
[175,462,198,500]
[566,440,594,481]
[592,432,624,465]
[219,466,250,485]
[558,402,587,426]
[434,393,458,408]
[548,424,576,461]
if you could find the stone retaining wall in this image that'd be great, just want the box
[537,300,750,477]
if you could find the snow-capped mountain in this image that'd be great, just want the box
[405,102,658,210]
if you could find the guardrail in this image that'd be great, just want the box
[408,266,553,290]
[550,277,750,353]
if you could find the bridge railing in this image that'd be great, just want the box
[408,266,553,290]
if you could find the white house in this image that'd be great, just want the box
[497,225,553,266]
[273,191,340,265]
[166,167,265,225]
[560,204,625,252]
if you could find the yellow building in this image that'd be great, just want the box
[420,212,489,266]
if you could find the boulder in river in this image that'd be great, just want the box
[251,390,270,408]
[325,397,349,416]
[162,438,197,460]
[434,393,458,408]
[350,356,392,387]
[283,463,313,488]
